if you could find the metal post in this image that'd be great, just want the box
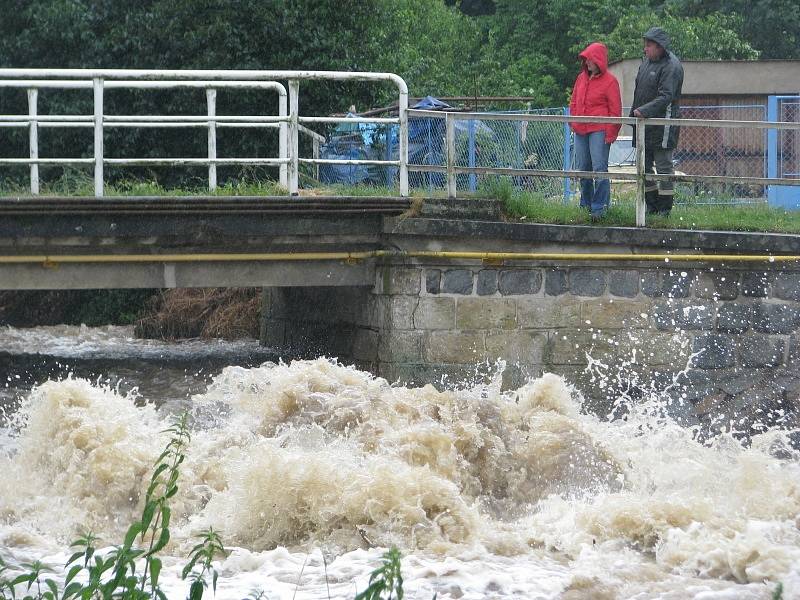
[426,120,432,195]
[446,113,456,198]
[767,95,778,205]
[562,106,571,203]
[93,78,104,197]
[312,138,320,182]
[27,88,39,195]
[206,88,217,191]
[635,117,646,226]
[398,90,409,196]
[288,80,299,195]
[468,119,476,192]
[385,127,394,187]
[279,93,288,190]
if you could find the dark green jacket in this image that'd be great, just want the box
[630,49,684,149]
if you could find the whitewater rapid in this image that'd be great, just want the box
[1,345,798,598]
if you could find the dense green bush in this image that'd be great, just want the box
[0,290,157,327]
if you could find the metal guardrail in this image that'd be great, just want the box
[0,69,410,196]
[3,69,800,227]
[408,108,800,226]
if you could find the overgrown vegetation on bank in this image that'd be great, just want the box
[0,288,261,340]
[0,290,155,327]
[135,289,260,340]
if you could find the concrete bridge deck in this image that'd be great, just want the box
[0,195,411,290]
[2,194,800,291]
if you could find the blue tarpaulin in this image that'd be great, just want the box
[319,112,398,185]
[413,96,452,110]
[319,96,493,186]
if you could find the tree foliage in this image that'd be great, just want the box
[0,0,788,187]
[480,0,759,103]
[669,0,800,59]
[604,10,759,60]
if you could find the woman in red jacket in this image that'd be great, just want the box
[569,42,622,219]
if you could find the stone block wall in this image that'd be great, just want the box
[263,262,800,438]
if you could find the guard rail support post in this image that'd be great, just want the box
[399,89,409,197]
[446,112,456,198]
[279,92,288,190]
[93,78,104,197]
[312,138,320,181]
[27,88,39,195]
[635,116,646,226]
[206,88,218,191]
[561,106,571,203]
[288,79,299,195]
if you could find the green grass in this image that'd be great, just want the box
[0,170,288,198]
[4,171,800,234]
[502,187,800,234]
[306,182,438,199]
[354,547,405,600]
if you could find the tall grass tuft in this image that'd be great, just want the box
[478,175,515,204]
[181,528,226,600]
[355,547,404,600]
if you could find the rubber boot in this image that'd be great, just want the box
[645,189,659,214]
[656,192,673,216]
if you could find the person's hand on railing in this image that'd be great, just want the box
[633,109,644,118]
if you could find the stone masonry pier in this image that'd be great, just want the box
[263,202,800,438]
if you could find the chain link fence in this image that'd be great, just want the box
[309,120,398,189]
[310,109,569,197]
[671,105,767,204]
[778,101,800,179]
[308,104,800,207]
[406,108,568,198]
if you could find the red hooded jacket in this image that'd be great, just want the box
[569,42,622,143]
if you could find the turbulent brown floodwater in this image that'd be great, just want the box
[0,325,798,599]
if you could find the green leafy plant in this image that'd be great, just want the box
[773,582,784,600]
[135,412,193,598]
[181,528,227,600]
[6,560,59,600]
[355,547,404,600]
[0,412,195,600]
[0,558,15,599]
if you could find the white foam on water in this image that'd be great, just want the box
[0,324,266,359]
[0,357,797,599]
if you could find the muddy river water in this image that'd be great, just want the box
[0,325,798,599]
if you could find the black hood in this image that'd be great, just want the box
[643,26,670,50]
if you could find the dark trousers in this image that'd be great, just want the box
[644,147,675,214]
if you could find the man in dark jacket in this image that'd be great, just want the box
[630,26,684,215]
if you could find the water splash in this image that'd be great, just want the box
[0,357,797,598]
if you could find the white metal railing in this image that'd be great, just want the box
[0,69,409,196]
[408,108,800,226]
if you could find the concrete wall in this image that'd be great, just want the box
[265,259,800,439]
[609,59,800,107]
